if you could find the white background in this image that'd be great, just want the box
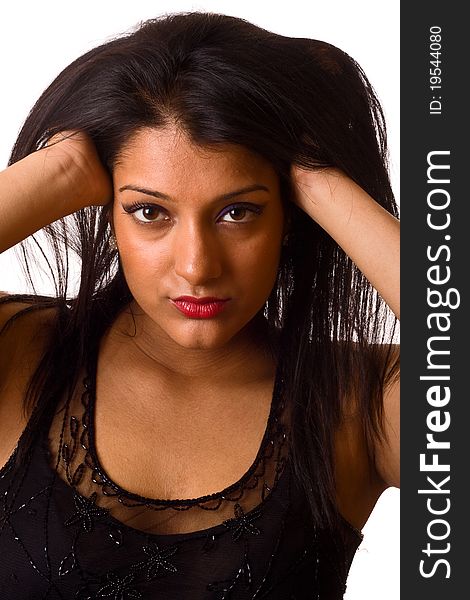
[0,2,400,598]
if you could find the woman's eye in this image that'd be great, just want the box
[219,204,262,223]
[123,202,263,225]
[124,203,168,224]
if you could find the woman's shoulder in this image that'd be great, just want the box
[0,292,59,370]
[333,339,399,529]
[0,292,60,471]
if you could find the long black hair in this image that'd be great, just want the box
[1,11,399,528]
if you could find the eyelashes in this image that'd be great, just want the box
[122,202,168,225]
[121,201,264,226]
[220,203,264,223]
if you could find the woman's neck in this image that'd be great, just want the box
[106,305,277,386]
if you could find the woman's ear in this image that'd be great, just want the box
[106,206,118,252]
[283,215,292,237]
[280,173,294,239]
[106,204,115,234]
[282,199,293,237]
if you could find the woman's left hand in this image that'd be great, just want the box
[289,165,348,219]
[290,164,400,320]
[291,165,401,490]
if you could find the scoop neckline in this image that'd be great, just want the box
[84,336,285,507]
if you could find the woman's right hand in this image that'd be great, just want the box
[0,130,114,253]
[43,130,113,210]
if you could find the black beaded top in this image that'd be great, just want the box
[0,334,362,599]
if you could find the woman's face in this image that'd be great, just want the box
[111,126,285,351]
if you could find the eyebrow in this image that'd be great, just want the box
[118,183,270,203]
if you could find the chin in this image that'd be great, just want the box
[167,324,235,351]
[172,334,230,351]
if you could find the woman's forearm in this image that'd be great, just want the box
[0,149,80,254]
[0,132,113,255]
[292,168,400,319]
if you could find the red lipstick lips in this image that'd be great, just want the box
[170,296,230,318]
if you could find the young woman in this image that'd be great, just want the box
[0,12,399,599]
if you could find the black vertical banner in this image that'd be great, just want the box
[401,2,468,598]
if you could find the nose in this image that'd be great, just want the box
[173,223,223,285]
